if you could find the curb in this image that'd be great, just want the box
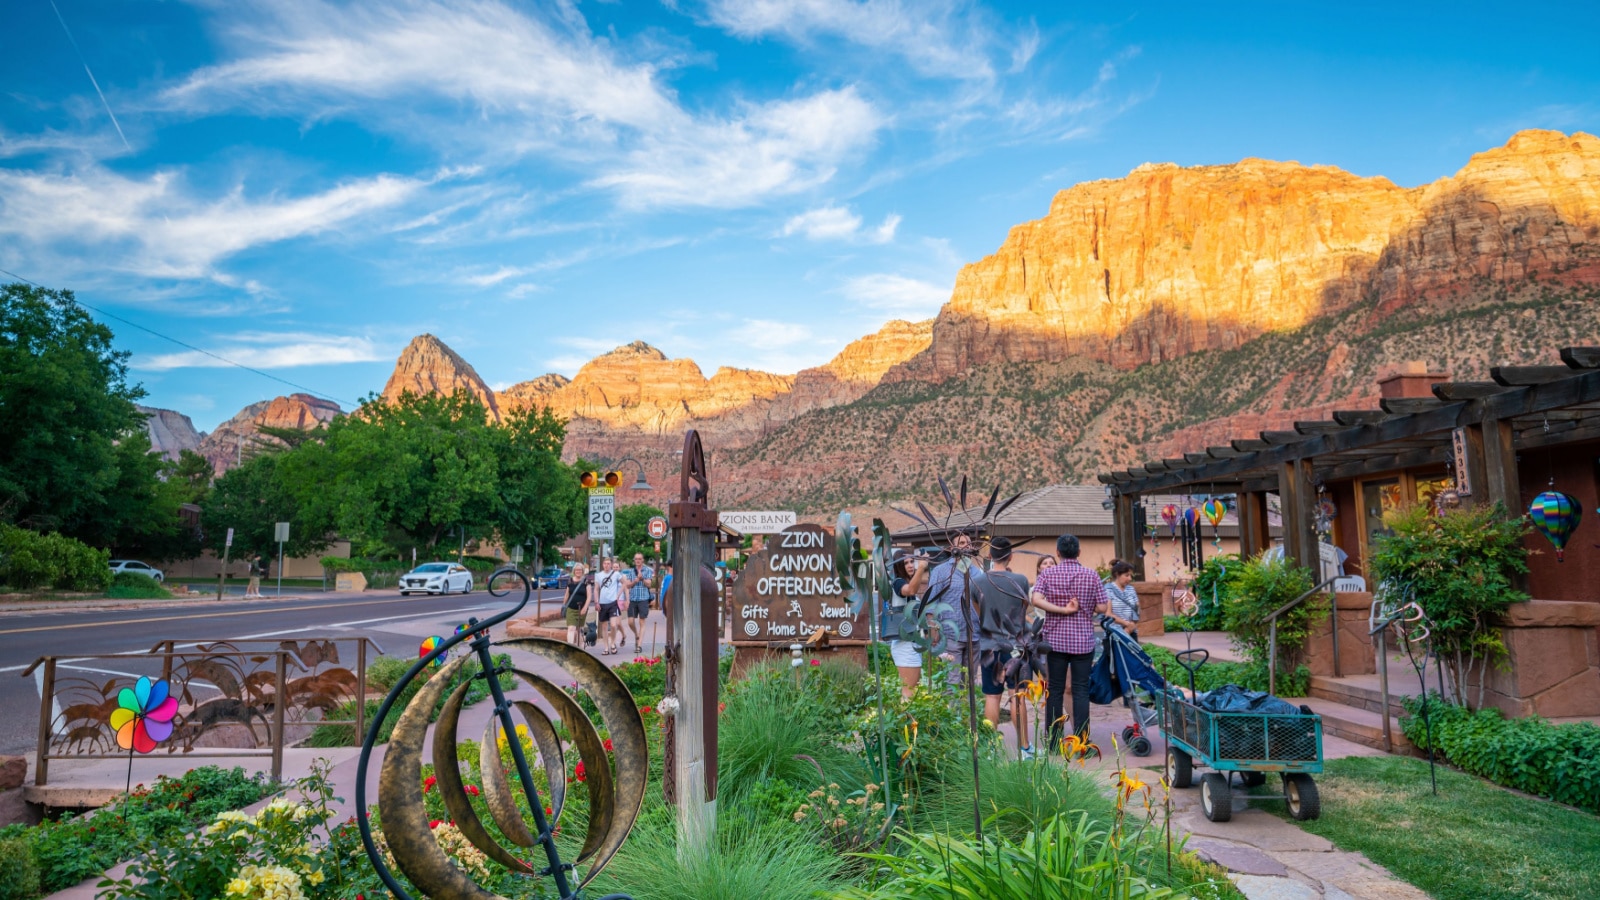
[0,592,338,615]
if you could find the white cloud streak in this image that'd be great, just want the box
[843,273,949,316]
[705,0,998,80]
[782,203,898,242]
[164,0,882,209]
[136,332,386,370]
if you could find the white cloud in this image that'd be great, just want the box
[165,0,881,209]
[135,332,386,370]
[705,0,998,80]
[782,203,898,242]
[0,163,424,282]
[843,273,949,316]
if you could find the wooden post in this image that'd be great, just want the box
[1237,491,1269,559]
[1112,493,1135,568]
[217,543,231,602]
[35,658,55,786]
[271,652,286,782]
[1460,424,1490,509]
[354,639,367,746]
[1481,418,1521,509]
[667,430,718,860]
[1278,459,1317,573]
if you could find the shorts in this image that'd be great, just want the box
[565,607,586,628]
[598,602,620,623]
[889,640,922,668]
[628,599,651,619]
[981,657,1017,696]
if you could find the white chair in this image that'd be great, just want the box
[1333,575,1367,593]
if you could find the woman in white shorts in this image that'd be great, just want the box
[884,551,931,700]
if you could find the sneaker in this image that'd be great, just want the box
[1019,745,1036,760]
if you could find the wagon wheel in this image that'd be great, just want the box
[1284,773,1321,821]
[1165,747,1192,789]
[1200,772,1232,822]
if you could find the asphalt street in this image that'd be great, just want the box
[0,586,569,756]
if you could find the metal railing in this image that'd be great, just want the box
[1263,576,1339,696]
[24,636,382,786]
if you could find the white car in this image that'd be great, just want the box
[109,560,164,582]
[399,562,474,595]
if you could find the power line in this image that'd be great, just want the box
[0,267,355,406]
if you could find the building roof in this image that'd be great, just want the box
[891,484,1271,543]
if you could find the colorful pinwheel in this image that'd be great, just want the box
[420,635,445,667]
[1529,491,1582,562]
[110,677,178,753]
[1201,498,1227,528]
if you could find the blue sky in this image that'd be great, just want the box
[3,0,1597,431]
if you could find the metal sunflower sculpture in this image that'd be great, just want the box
[889,476,1022,838]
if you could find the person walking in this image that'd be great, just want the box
[925,533,979,684]
[623,552,655,654]
[563,563,592,647]
[1031,534,1108,752]
[1103,559,1141,640]
[594,557,624,655]
[978,536,1034,756]
[244,553,264,598]
[885,550,931,701]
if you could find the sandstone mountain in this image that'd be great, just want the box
[136,405,204,460]
[197,393,342,474]
[195,130,1600,513]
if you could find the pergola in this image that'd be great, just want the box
[1096,347,1600,577]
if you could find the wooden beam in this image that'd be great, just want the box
[1231,439,1271,452]
[1097,473,1117,485]
[1315,446,1449,483]
[1491,365,1577,386]
[1126,467,1150,479]
[1520,418,1600,450]
[1380,397,1447,414]
[1261,431,1312,445]
[1561,347,1600,369]
[1111,471,1134,482]
[1432,381,1507,401]
[1332,410,1390,426]
[1164,458,1192,470]
[1185,453,1212,465]
[1293,421,1347,434]
[1143,461,1171,472]
[1207,446,1247,459]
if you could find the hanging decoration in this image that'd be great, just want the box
[1161,504,1179,538]
[1201,498,1226,550]
[419,635,446,668]
[1528,490,1582,562]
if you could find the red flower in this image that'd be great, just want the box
[423,775,436,793]
[428,820,441,829]
[639,705,653,714]
[574,761,587,783]
[464,784,480,796]
[602,738,614,752]
[544,806,553,816]
[718,702,726,713]
[809,659,820,666]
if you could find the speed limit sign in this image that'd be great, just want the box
[646,516,668,540]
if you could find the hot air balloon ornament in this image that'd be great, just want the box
[1201,498,1227,549]
[1529,490,1583,562]
[1161,504,1179,539]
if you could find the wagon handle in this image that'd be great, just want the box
[1174,648,1209,696]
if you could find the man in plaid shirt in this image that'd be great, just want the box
[1031,534,1108,749]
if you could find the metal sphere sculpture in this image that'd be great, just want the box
[357,569,643,900]
[1529,490,1582,562]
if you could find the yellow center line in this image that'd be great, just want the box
[0,593,509,636]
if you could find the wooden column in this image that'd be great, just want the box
[1113,493,1137,571]
[1237,491,1269,559]
[1481,418,1521,510]
[666,429,718,861]
[1459,425,1490,508]
[1279,459,1318,572]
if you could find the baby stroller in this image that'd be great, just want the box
[1089,619,1169,756]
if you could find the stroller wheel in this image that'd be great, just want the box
[1121,725,1136,745]
[1129,735,1152,757]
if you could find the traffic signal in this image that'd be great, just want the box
[580,471,599,489]
[579,471,623,489]
[603,471,621,488]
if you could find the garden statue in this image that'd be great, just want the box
[356,569,645,900]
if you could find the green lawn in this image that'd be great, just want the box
[1267,755,1600,900]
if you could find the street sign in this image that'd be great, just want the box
[720,510,797,534]
[274,522,291,543]
[224,528,234,548]
[509,545,524,564]
[646,516,668,540]
[588,493,615,540]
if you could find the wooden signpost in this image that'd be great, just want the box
[730,522,869,670]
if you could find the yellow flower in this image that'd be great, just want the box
[225,878,251,896]
[305,869,323,886]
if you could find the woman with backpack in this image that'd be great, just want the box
[563,563,592,647]
[594,557,625,655]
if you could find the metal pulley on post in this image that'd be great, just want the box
[665,429,719,859]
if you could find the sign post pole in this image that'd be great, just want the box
[218,527,234,602]
[666,430,718,861]
[274,522,290,597]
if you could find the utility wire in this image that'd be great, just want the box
[0,267,354,406]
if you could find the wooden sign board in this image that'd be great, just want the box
[731,523,866,645]
[335,571,367,593]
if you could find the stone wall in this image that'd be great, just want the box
[1303,591,1378,677]
[1467,600,1600,718]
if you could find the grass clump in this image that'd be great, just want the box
[1267,755,1600,900]
[105,572,171,599]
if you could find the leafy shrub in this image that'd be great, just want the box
[106,572,170,599]
[0,836,40,900]
[0,766,275,897]
[1223,554,1321,673]
[1402,694,1600,813]
[1371,504,1528,708]
[1187,554,1240,631]
[1144,645,1310,698]
[0,525,111,591]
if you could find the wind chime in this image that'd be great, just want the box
[1181,503,1203,571]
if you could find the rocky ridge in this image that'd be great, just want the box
[136,405,204,460]
[197,393,342,474]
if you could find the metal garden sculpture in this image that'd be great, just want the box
[356,569,644,900]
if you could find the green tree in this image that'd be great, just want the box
[0,282,145,534]
[172,450,214,505]
[201,453,336,560]
[611,502,667,563]
[492,407,587,563]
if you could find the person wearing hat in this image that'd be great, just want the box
[886,549,931,700]
[978,536,1034,757]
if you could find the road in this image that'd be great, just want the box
[0,586,569,756]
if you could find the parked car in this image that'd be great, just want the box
[109,560,164,582]
[398,562,474,595]
[536,565,571,589]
